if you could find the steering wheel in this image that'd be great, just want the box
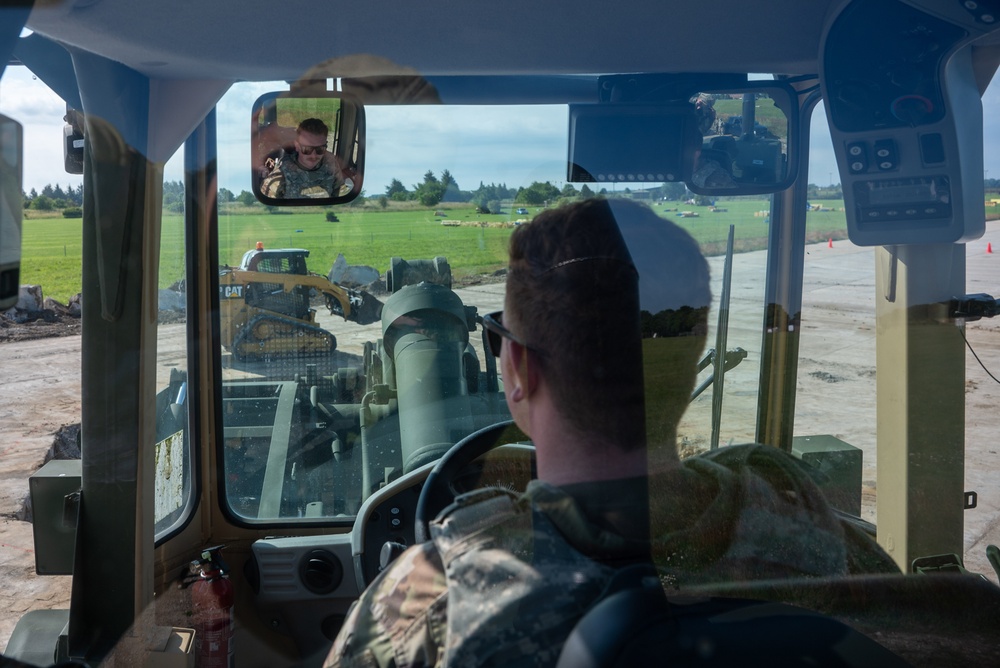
[414,419,531,542]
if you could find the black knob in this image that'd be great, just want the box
[379,541,407,571]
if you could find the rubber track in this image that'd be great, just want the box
[231,313,337,362]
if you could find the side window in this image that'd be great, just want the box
[674,197,770,456]
[793,102,875,523]
[154,154,193,539]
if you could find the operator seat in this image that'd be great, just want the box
[554,564,911,667]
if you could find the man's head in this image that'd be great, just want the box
[501,198,709,453]
[295,117,330,170]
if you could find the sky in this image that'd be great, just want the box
[2,65,1000,196]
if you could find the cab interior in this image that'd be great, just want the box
[2,0,1000,665]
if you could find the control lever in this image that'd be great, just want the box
[380,541,407,571]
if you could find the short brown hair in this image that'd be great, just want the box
[506,198,710,450]
[297,117,329,137]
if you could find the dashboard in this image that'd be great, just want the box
[248,443,535,658]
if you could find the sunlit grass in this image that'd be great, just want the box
[22,198,848,303]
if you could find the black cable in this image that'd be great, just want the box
[961,327,1000,385]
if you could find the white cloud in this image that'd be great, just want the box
[0,66,83,193]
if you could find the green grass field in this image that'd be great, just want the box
[21,198,849,303]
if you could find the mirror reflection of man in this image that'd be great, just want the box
[689,93,737,189]
[260,117,348,199]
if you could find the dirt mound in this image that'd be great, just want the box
[1,285,189,342]
[0,297,82,343]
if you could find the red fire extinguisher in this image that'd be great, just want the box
[190,545,235,668]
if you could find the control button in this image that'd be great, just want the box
[965,1,978,9]
[846,142,868,173]
[886,210,899,217]
[905,209,918,216]
[925,207,939,215]
[868,210,881,218]
[983,13,995,22]
[873,139,898,171]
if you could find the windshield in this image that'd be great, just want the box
[214,95,778,523]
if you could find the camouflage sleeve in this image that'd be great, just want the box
[260,166,284,198]
[324,541,448,668]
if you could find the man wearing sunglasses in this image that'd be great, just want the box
[260,117,347,199]
[327,198,897,668]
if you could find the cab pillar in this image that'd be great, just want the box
[875,243,966,571]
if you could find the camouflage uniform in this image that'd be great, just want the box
[325,444,897,667]
[260,152,344,199]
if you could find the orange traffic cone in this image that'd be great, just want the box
[988,242,993,254]
[828,238,833,249]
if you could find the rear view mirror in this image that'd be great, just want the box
[567,81,797,196]
[568,104,700,184]
[251,92,365,206]
[0,114,23,311]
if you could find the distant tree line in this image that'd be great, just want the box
[381,171,697,213]
[22,177,1000,217]
[382,170,518,213]
[163,181,259,212]
[22,183,84,211]
[806,183,843,199]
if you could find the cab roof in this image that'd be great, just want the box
[22,0,840,82]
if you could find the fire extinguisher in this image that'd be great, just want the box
[189,545,235,668]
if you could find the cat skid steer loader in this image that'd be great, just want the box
[219,245,381,362]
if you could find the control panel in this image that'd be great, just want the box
[820,0,994,245]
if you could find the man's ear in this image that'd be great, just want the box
[506,339,540,401]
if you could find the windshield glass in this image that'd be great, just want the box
[217,93,777,523]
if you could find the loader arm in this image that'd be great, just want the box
[226,269,353,316]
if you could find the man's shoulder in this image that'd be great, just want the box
[663,443,898,578]
[276,153,302,173]
[260,163,286,197]
[432,486,613,667]
[431,486,528,555]
[327,540,448,668]
[432,483,610,572]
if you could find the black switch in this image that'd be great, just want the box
[919,133,946,165]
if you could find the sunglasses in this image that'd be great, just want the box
[482,310,531,357]
[298,143,327,156]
